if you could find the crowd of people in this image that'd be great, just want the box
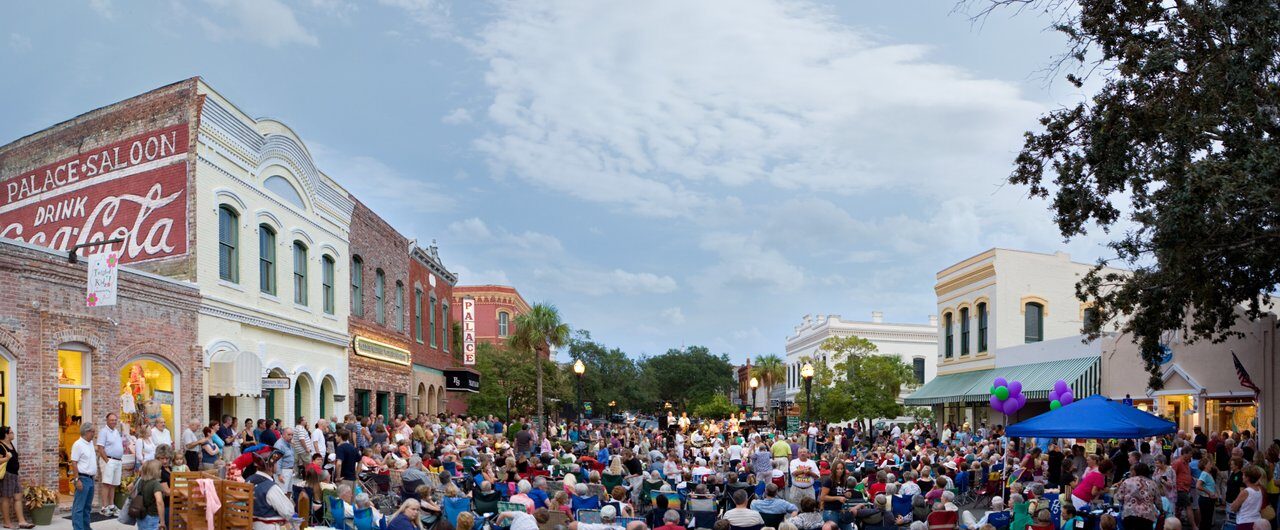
[51,409,1280,530]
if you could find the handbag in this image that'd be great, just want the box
[118,480,143,525]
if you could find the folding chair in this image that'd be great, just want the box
[926,510,959,530]
[498,502,528,514]
[353,507,375,530]
[576,509,603,524]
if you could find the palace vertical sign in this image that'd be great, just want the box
[462,296,476,365]
[1,124,190,264]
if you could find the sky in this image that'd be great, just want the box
[0,0,1119,363]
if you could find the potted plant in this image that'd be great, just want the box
[23,486,57,526]
[115,474,138,509]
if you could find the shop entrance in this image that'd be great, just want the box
[0,349,11,428]
[376,392,389,420]
[119,357,179,437]
[58,347,91,494]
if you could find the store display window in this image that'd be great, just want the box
[119,358,177,436]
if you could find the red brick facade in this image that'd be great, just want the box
[452,285,531,356]
[0,238,201,492]
[409,245,461,415]
[347,200,413,419]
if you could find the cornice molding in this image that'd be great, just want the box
[199,297,349,347]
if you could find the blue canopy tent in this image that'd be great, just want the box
[1006,395,1177,439]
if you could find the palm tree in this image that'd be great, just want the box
[747,355,788,417]
[506,303,571,434]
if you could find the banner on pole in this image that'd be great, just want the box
[86,251,119,307]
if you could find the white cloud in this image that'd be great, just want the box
[307,0,359,19]
[309,143,454,214]
[450,264,511,286]
[88,0,114,19]
[660,307,686,325]
[199,0,319,48]
[531,268,678,296]
[379,0,451,35]
[441,108,472,125]
[446,218,564,254]
[8,33,31,52]
[473,0,1043,217]
[693,231,806,294]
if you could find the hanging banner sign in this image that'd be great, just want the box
[86,250,119,306]
[1,124,190,265]
[444,369,480,393]
[462,296,476,365]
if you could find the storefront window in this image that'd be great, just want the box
[1207,398,1258,434]
[0,352,10,429]
[1157,394,1196,434]
[58,348,91,493]
[118,358,177,438]
[394,393,406,417]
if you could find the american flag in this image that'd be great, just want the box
[1232,351,1261,394]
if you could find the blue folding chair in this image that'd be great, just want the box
[443,497,471,528]
[328,494,347,528]
[354,507,374,530]
[891,494,913,520]
[576,510,603,524]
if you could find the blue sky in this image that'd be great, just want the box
[1,0,1117,363]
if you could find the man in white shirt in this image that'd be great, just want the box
[151,417,173,448]
[182,419,203,470]
[70,423,98,530]
[807,423,819,453]
[789,448,819,503]
[95,413,125,516]
[722,489,766,527]
[310,419,328,459]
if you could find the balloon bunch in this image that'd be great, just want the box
[989,377,1026,416]
[1049,379,1075,410]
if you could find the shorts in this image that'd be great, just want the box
[1176,491,1190,509]
[100,458,123,486]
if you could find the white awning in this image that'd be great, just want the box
[208,348,263,397]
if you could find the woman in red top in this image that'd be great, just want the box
[1071,454,1105,510]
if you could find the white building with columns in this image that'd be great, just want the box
[196,79,353,425]
[784,312,938,407]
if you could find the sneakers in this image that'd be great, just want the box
[99,505,118,517]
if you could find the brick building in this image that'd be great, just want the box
[452,284,531,348]
[408,244,462,415]
[347,200,412,419]
[0,238,201,492]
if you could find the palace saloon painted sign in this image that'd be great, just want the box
[1,124,189,264]
[462,297,476,365]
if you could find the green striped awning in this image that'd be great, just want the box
[904,356,1100,406]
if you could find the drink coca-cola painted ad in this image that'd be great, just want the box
[0,124,189,264]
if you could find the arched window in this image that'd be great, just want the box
[977,302,988,352]
[429,292,437,347]
[442,300,450,352]
[258,224,276,294]
[322,255,335,315]
[395,281,405,332]
[351,256,364,317]
[913,357,926,385]
[1025,302,1045,343]
[414,289,424,342]
[498,311,510,337]
[218,206,239,283]
[959,307,970,355]
[374,269,386,325]
[264,175,306,209]
[292,241,308,305]
[944,312,953,358]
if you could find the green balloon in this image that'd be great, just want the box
[1050,400,1062,410]
[990,385,996,394]
[994,385,1010,400]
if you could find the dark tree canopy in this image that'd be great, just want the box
[995,0,1280,388]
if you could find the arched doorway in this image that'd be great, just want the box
[119,355,181,439]
[265,368,288,422]
[435,385,445,416]
[427,385,436,416]
[294,373,314,427]
[57,344,93,467]
[416,383,427,415]
[0,346,12,428]
[320,376,336,421]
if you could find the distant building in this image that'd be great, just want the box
[785,311,937,413]
[451,284,533,352]
[907,248,1124,427]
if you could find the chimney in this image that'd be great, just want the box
[871,311,884,323]
[929,314,938,326]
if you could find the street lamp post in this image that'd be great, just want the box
[749,377,759,418]
[573,359,585,423]
[801,362,814,424]
[609,400,617,420]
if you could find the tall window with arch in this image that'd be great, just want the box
[944,312,953,358]
[977,302,988,352]
[1025,302,1045,343]
[351,256,364,317]
[395,281,405,331]
[414,289,423,342]
[498,311,510,337]
[258,225,276,294]
[374,269,385,325]
[912,357,926,385]
[292,241,308,305]
[218,206,239,282]
[428,292,437,347]
[322,255,335,315]
[442,300,450,352]
[959,307,970,355]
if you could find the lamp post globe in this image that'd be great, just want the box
[573,359,585,422]
[749,376,759,418]
[801,362,814,424]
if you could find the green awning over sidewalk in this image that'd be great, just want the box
[904,356,1100,406]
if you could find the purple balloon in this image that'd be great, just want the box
[1014,393,1026,408]
[1061,392,1074,406]
[1003,399,1021,416]
[993,377,1008,389]
[1055,380,1070,394]
[990,395,1003,411]
[1049,389,1060,401]
[1008,380,1023,396]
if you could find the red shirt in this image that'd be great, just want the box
[656,524,687,530]
[868,482,887,497]
[1173,459,1193,492]
[1072,469,1105,502]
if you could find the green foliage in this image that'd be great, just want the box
[846,355,913,421]
[992,0,1280,388]
[467,342,566,420]
[905,406,934,425]
[691,394,738,419]
[750,354,786,389]
[507,303,572,430]
[566,330,651,412]
[641,345,735,407]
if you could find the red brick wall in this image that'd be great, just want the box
[0,78,201,280]
[451,285,530,346]
[408,256,456,370]
[0,239,202,491]
[346,199,412,407]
